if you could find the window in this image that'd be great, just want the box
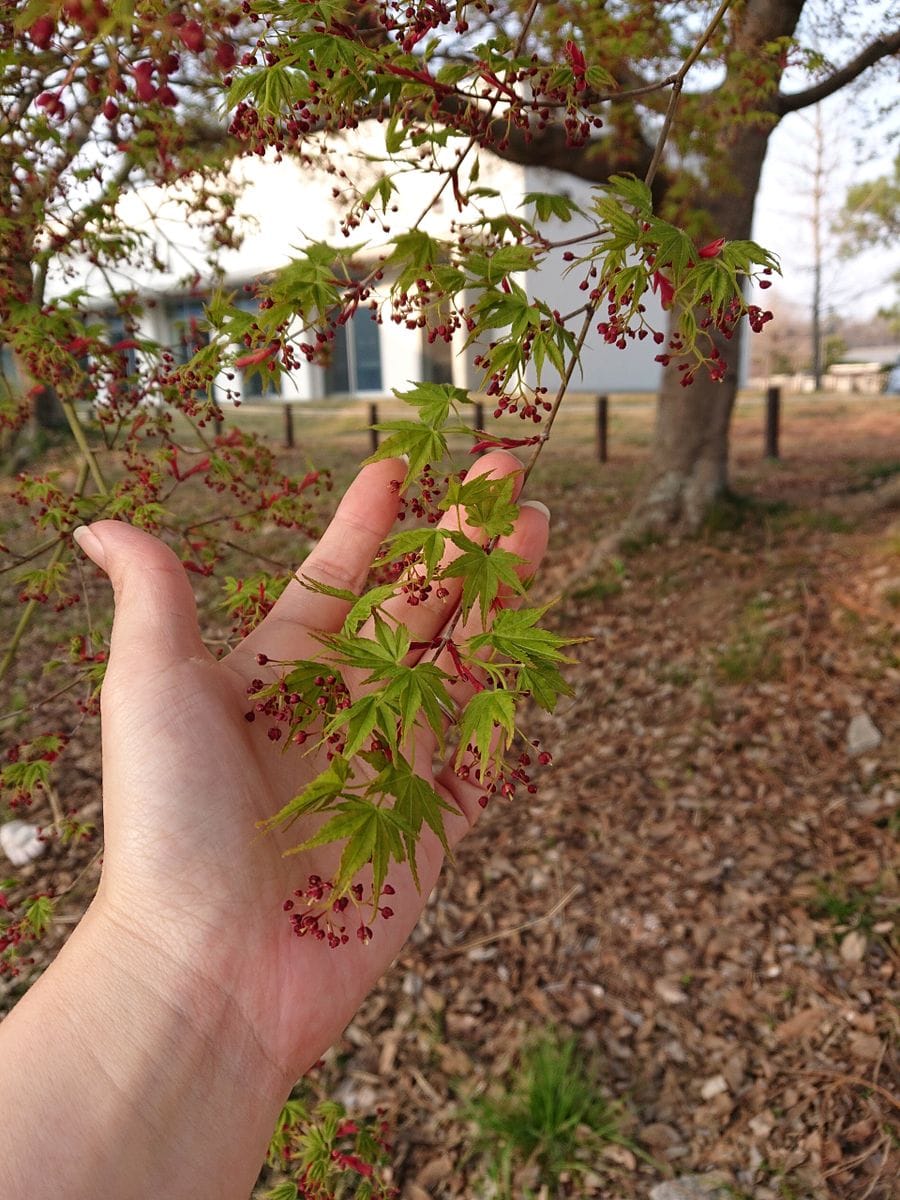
[105,312,140,378]
[324,310,382,395]
[235,295,281,400]
[167,297,208,366]
[420,329,454,384]
[0,344,20,396]
[166,297,211,401]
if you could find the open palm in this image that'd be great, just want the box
[77,451,548,1079]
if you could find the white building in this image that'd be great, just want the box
[59,145,665,404]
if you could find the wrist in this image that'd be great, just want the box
[0,898,291,1200]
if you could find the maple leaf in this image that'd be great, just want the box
[455,688,516,779]
[441,472,520,539]
[443,532,525,621]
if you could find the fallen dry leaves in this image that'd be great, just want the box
[2,411,898,1200]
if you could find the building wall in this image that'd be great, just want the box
[520,168,664,395]
[51,144,669,403]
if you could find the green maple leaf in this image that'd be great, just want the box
[288,799,412,904]
[468,605,575,667]
[365,382,469,484]
[327,692,387,759]
[259,755,352,832]
[364,419,448,486]
[517,663,573,713]
[441,472,519,538]
[375,526,448,576]
[381,660,452,750]
[443,533,525,621]
[392,381,468,427]
[343,583,402,634]
[455,689,517,779]
[24,895,55,938]
[326,615,411,675]
[298,577,402,634]
[468,606,580,712]
[372,755,456,887]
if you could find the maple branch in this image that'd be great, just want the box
[777,29,900,116]
[644,0,735,189]
[0,462,89,685]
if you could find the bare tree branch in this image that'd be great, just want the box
[777,29,900,116]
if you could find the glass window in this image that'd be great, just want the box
[0,344,20,395]
[167,297,208,366]
[324,310,382,395]
[234,295,281,400]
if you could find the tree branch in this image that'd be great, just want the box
[777,29,900,116]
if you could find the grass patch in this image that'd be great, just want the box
[572,558,625,602]
[661,663,695,687]
[618,528,663,557]
[773,508,854,534]
[701,491,855,538]
[808,877,886,936]
[468,1032,647,1198]
[850,459,900,491]
[702,491,789,535]
[715,594,785,684]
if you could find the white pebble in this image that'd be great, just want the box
[0,820,47,867]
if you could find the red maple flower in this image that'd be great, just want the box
[652,270,675,309]
[698,237,726,259]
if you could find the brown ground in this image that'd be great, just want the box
[1,393,898,1199]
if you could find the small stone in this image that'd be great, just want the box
[0,820,47,867]
[847,712,882,757]
[641,1122,682,1149]
[840,930,867,964]
[602,1143,636,1170]
[749,1111,775,1138]
[650,1174,732,1200]
[654,978,689,1004]
[700,1074,729,1101]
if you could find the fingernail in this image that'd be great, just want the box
[72,525,107,571]
[521,500,551,521]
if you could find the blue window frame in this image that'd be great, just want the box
[324,310,382,395]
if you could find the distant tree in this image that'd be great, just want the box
[837,154,900,335]
[0,0,243,446]
[822,333,847,371]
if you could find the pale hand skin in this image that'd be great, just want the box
[0,451,548,1200]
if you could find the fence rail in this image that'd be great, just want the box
[282,388,784,462]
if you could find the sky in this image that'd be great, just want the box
[750,4,899,328]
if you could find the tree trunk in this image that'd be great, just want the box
[626,123,773,535]
[625,324,739,534]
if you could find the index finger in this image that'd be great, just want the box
[239,458,405,662]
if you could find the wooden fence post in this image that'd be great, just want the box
[764,385,780,459]
[283,403,294,449]
[596,394,609,463]
[369,400,379,455]
[473,399,485,454]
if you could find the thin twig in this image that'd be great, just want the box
[59,396,107,495]
[790,1070,899,1111]
[643,0,734,189]
[435,883,580,959]
[0,460,89,684]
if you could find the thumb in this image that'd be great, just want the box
[73,521,208,668]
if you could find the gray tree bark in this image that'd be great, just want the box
[626,124,772,533]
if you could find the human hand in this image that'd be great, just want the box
[73,449,549,1081]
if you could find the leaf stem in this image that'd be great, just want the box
[0,459,90,684]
